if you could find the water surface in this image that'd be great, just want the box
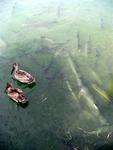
[0,0,113,149]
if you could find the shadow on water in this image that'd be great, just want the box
[12,78,36,89]
[96,144,113,150]
[6,97,29,109]
[18,101,29,108]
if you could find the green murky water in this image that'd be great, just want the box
[0,0,113,150]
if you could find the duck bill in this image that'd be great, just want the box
[11,66,15,74]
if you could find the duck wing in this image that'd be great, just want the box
[15,88,25,94]
[18,70,28,76]
[8,89,27,103]
[8,91,20,103]
[14,70,34,83]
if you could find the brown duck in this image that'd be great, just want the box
[11,63,35,84]
[5,83,28,104]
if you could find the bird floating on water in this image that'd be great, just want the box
[11,63,35,84]
[5,83,28,104]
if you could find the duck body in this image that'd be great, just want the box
[5,83,28,104]
[11,63,35,84]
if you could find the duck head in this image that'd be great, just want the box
[11,63,19,74]
[5,82,12,92]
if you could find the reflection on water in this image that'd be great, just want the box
[0,0,113,149]
[14,80,36,89]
